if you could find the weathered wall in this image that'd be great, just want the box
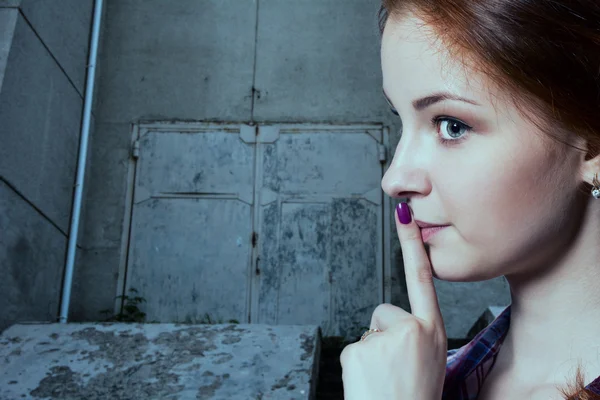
[75,0,510,338]
[0,0,94,331]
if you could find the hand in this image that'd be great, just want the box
[339,201,447,400]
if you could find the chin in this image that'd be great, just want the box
[429,249,495,282]
[432,268,482,282]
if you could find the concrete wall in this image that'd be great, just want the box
[75,0,510,338]
[0,0,94,331]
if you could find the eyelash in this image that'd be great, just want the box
[389,108,472,146]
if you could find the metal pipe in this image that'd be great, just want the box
[59,0,104,323]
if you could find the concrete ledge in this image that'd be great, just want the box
[466,305,508,340]
[0,323,321,399]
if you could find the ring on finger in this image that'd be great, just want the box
[360,328,382,341]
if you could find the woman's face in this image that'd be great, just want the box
[380,15,587,282]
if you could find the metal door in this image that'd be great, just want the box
[252,124,386,338]
[123,123,256,324]
[123,122,387,338]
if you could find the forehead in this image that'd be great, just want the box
[380,15,491,105]
[380,17,574,154]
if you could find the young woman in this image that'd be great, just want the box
[340,1,600,399]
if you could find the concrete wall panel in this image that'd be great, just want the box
[71,122,131,320]
[0,14,83,233]
[0,8,18,93]
[70,247,122,322]
[94,0,257,123]
[0,1,21,8]
[80,122,131,249]
[20,0,94,94]
[435,278,511,338]
[0,180,65,332]
[253,0,387,122]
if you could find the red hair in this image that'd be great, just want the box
[378,0,600,194]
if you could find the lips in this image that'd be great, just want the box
[420,226,448,242]
[414,220,450,242]
[414,220,449,229]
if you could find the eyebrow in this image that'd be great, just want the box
[382,88,481,111]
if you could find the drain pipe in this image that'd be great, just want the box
[59,0,104,323]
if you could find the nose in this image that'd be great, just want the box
[381,133,432,200]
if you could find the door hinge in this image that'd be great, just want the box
[251,232,258,248]
[378,144,387,163]
[132,139,140,160]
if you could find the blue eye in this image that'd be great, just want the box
[433,117,471,145]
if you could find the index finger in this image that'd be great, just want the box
[395,201,443,325]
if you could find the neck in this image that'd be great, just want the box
[501,199,600,383]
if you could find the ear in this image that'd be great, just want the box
[580,150,600,188]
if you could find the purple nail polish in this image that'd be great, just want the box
[396,202,412,224]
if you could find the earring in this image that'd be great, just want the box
[592,173,600,199]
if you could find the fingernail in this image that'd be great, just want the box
[396,202,412,225]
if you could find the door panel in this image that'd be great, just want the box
[129,198,251,323]
[330,198,380,338]
[135,126,254,201]
[125,124,254,323]
[254,125,384,338]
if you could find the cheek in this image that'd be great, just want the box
[440,141,558,239]
[432,146,565,276]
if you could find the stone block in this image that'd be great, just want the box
[0,323,321,399]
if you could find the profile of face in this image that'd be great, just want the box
[380,14,589,282]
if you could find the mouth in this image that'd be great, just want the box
[419,225,449,242]
[414,219,449,229]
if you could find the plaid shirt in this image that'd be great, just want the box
[442,305,600,399]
